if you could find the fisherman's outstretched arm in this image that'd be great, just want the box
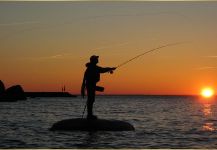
[99,67,116,73]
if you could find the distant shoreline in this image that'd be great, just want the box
[95,94,199,97]
[77,94,200,97]
[24,93,202,98]
[25,92,77,98]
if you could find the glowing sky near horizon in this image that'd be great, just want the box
[0,2,217,95]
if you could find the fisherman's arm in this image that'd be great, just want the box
[99,67,116,73]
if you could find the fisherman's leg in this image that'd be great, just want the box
[87,87,96,118]
[87,95,94,115]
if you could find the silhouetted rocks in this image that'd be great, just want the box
[5,85,26,100]
[0,81,26,102]
[0,80,5,94]
[50,118,135,131]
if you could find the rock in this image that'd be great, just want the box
[50,118,135,131]
[5,85,26,100]
[0,80,5,94]
[0,84,26,102]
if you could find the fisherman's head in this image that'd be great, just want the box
[90,55,99,64]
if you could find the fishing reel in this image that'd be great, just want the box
[109,67,117,74]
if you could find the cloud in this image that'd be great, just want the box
[195,66,217,70]
[204,56,217,58]
[23,53,74,61]
[0,21,40,26]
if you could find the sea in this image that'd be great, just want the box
[1,95,217,148]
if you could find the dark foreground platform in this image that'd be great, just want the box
[50,118,135,131]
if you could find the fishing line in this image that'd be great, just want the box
[116,42,188,69]
[81,103,87,118]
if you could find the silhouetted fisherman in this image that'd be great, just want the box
[81,55,116,119]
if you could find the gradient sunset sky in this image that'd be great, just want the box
[0,2,217,95]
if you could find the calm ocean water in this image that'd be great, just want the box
[1,95,217,148]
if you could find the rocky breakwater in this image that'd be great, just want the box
[0,80,26,102]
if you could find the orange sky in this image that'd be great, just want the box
[0,2,217,95]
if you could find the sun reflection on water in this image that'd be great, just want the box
[203,122,215,131]
[202,103,215,132]
[203,103,212,116]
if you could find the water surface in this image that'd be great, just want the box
[1,96,217,148]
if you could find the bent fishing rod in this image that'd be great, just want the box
[115,42,187,69]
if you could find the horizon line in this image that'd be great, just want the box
[25,92,200,96]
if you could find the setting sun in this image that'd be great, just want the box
[201,88,214,98]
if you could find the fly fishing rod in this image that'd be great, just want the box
[81,42,187,118]
[115,42,187,69]
[82,103,86,118]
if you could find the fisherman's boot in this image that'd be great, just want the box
[87,102,93,119]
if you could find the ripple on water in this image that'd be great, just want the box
[1,96,217,148]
